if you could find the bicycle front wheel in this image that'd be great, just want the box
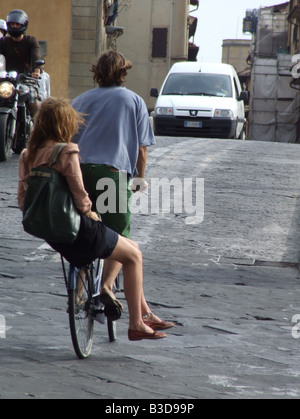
[68,268,94,359]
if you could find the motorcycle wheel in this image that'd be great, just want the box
[0,114,13,162]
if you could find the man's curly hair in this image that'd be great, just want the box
[91,50,132,87]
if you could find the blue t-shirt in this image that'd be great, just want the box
[72,86,156,177]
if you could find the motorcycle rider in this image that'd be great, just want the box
[0,20,7,38]
[0,9,42,116]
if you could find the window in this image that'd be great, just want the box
[152,28,168,58]
[162,73,233,98]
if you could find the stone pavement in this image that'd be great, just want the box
[1,138,300,399]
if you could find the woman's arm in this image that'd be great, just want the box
[58,148,93,215]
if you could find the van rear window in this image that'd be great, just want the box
[162,73,233,98]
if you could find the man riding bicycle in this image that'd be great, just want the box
[0,9,42,116]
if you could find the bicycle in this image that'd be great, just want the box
[61,256,121,359]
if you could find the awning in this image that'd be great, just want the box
[189,16,198,39]
[288,5,300,22]
[238,68,251,78]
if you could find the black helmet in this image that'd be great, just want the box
[6,9,28,38]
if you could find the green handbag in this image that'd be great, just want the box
[22,144,81,243]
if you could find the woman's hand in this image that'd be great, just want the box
[85,209,100,221]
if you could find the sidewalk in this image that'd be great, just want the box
[1,138,300,399]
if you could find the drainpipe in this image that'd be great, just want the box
[169,0,174,70]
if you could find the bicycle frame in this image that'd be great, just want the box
[61,256,104,296]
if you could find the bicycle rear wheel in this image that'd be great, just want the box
[68,267,94,359]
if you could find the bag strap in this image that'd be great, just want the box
[49,143,67,168]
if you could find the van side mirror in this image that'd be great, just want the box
[150,88,159,98]
[239,91,249,104]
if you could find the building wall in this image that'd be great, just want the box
[1,0,72,98]
[117,0,190,110]
[222,39,251,74]
[69,0,107,99]
[0,0,192,103]
[247,3,300,143]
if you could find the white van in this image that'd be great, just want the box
[150,62,248,139]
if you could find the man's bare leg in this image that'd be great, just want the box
[101,259,122,297]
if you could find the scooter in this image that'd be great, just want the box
[0,54,44,162]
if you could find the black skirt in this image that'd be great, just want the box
[48,214,119,268]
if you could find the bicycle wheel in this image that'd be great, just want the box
[68,267,94,359]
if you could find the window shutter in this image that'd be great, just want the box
[152,28,168,58]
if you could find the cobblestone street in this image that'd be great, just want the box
[1,138,300,399]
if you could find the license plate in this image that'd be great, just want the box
[184,121,203,128]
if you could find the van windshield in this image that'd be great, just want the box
[162,73,233,98]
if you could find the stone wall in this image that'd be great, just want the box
[69,0,106,99]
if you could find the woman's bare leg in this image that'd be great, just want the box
[107,235,154,332]
[124,240,164,321]
[103,237,165,323]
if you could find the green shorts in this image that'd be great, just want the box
[81,164,132,238]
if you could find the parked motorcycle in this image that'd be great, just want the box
[0,54,44,162]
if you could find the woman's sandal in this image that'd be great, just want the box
[142,312,175,330]
[128,329,167,341]
[100,292,123,321]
